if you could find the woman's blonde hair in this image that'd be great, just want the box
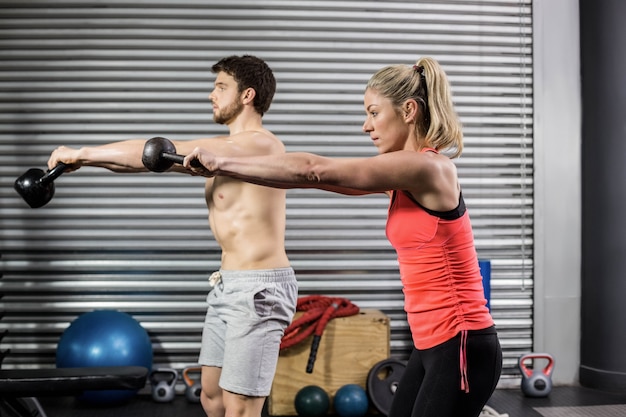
[365,57,463,158]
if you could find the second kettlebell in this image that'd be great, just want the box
[150,368,179,403]
[183,366,203,403]
[518,353,555,397]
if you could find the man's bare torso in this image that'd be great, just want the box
[204,175,289,270]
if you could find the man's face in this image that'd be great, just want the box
[209,71,244,125]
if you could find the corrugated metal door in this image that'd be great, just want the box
[0,0,532,385]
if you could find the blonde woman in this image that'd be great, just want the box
[184,57,502,417]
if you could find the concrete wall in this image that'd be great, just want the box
[533,0,582,385]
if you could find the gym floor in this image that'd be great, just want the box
[29,385,626,417]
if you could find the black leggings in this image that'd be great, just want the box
[388,327,502,417]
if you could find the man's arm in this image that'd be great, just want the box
[48,140,149,173]
[47,133,278,174]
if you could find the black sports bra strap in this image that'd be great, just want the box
[402,190,466,220]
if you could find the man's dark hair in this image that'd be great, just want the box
[212,55,276,116]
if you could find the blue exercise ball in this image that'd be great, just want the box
[334,384,369,417]
[56,310,153,404]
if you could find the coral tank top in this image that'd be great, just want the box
[386,188,493,349]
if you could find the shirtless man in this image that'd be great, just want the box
[47,55,298,417]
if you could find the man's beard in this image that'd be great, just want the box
[213,100,244,125]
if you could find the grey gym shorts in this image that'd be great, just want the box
[198,268,298,397]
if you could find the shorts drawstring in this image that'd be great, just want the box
[460,330,469,393]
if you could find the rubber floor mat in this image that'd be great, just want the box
[534,404,626,417]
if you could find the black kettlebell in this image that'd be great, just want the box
[518,353,555,397]
[142,136,201,172]
[14,163,67,208]
[149,368,178,403]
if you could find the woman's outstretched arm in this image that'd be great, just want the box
[183,147,442,197]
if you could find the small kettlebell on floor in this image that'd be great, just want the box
[183,366,203,403]
[150,368,179,403]
[518,353,555,397]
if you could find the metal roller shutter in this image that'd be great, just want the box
[0,0,532,386]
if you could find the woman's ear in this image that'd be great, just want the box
[403,99,418,123]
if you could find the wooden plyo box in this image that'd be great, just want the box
[268,309,390,416]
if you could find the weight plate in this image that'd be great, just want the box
[366,358,406,416]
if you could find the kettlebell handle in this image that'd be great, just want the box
[40,162,68,185]
[183,366,202,386]
[519,353,555,377]
[150,368,178,383]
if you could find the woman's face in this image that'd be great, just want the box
[362,88,413,154]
